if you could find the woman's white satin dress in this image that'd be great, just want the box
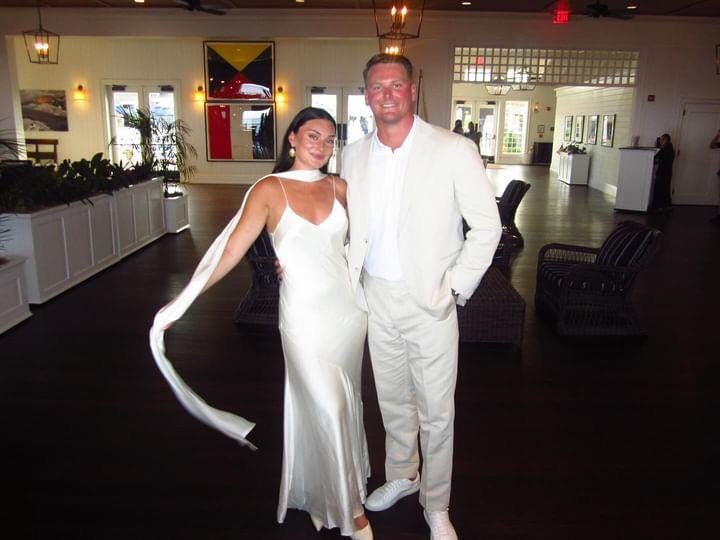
[272,180,370,535]
[148,170,369,536]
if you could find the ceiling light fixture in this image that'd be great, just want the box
[23,6,60,65]
[372,1,426,56]
[511,67,537,91]
[485,75,512,96]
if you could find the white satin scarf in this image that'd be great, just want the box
[148,168,326,451]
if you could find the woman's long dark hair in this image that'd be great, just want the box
[273,107,337,174]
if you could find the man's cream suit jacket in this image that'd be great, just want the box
[342,116,502,319]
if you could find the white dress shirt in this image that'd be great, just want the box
[364,116,418,281]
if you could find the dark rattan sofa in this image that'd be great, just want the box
[236,230,525,345]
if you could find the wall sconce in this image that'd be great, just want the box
[73,84,88,101]
[194,85,205,102]
[533,102,540,113]
[276,85,286,103]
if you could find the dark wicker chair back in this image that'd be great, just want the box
[234,229,280,329]
[596,220,660,268]
[535,220,662,336]
[496,180,531,247]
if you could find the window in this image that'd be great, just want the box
[502,101,528,155]
[453,47,639,87]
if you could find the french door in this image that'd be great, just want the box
[106,84,178,166]
[309,86,374,174]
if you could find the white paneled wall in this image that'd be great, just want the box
[551,86,636,195]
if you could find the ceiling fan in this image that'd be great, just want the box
[174,0,227,16]
[584,1,634,20]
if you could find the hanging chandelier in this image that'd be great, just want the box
[372,1,426,56]
[511,67,536,91]
[23,6,60,65]
[485,75,512,96]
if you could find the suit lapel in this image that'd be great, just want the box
[349,135,373,238]
[400,118,433,226]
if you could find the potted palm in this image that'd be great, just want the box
[0,131,31,331]
[117,106,197,233]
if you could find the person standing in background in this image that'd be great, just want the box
[464,121,481,152]
[709,129,720,224]
[649,133,675,213]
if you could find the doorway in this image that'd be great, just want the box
[106,83,179,165]
[309,86,374,174]
[674,101,720,205]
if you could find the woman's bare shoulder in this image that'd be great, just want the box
[244,176,285,209]
[333,175,348,192]
[332,176,348,205]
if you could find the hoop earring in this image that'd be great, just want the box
[289,147,296,158]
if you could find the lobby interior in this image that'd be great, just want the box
[1,2,719,539]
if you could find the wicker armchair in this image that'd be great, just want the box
[496,180,531,247]
[234,229,280,331]
[535,221,662,336]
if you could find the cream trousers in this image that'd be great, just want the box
[362,273,459,511]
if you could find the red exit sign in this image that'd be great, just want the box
[553,8,570,23]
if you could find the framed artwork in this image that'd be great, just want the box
[563,115,573,142]
[537,124,545,134]
[601,114,616,147]
[586,115,599,145]
[206,103,276,161]
[204,41,275,101]
[574,115,585,143]
[19,89,68,131]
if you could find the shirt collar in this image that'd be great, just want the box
[371,115,418,155]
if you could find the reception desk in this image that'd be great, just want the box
[616,147,657,212]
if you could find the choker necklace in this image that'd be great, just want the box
[274,169,325,182]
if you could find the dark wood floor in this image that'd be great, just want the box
[2,166,719,539]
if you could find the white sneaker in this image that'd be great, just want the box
[423,509,458,540]
[365,473,420,511]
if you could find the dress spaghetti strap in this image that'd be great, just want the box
[276,177,289,204]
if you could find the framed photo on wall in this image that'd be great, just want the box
[601,114,616,147]
[586,115,599,145]
[205,102,276,161]
[204,41,275,101]
[20,89,69,131]
[574,115,585,143]
[563,115,573,142]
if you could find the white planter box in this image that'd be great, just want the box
[1,177,165,304]
[0,256,32,334]
[164,193,190,234]
[557,153,590,185]
[115,178,166,257]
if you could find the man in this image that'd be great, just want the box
[342,54,502,540]
[710,129,720,224]
[464,121,482,152]
[649,133,674,213]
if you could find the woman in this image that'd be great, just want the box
[149,107,372,539]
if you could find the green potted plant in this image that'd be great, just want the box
[116,106,198,195]
[115,106,197,233]
[0,124,25,161]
